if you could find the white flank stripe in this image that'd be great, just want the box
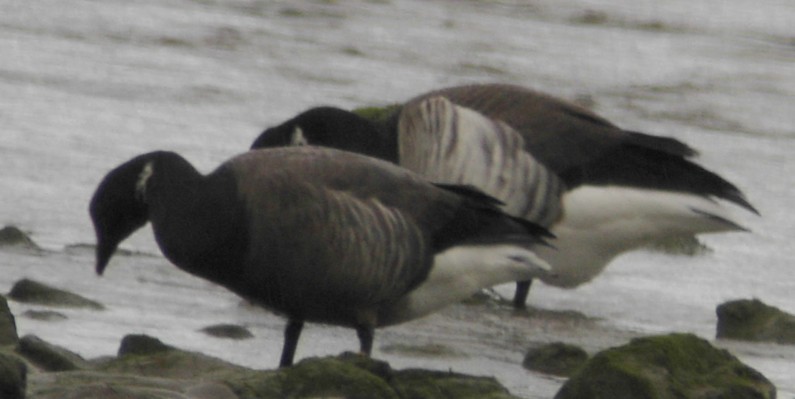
[536,185,748,288]
[381,244,550,326]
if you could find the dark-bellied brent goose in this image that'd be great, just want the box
[251,83,758,308]
[89,146,552,367]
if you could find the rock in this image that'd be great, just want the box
[0,225,41,251]
[64,243,149,257]
[0,352,26,399]
[225,352,521,399]
[7,279,104,310]
[106,334,248,379]
[16,334,90,371]
[21,310,68,322]
[391,368,519,399]
[555,333,776,399]
[226,354,399,399]
[199,323,253,340]
[380,342,464,358]
[523,342,588,377]
[23,334,524,399]
[26,370,192,399]
[185,382,239,399]
[716,298,795,344]
[117,334,176,357]
[0,295,19,346]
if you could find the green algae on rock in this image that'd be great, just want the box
[0,352,26,399]
[20,333,526,399]
[717,298,795,345]
[225,352,522,399]
[17,334,91,372]
[104,335,247,380]
[555,333,776,399]
[522,342,588,377]
[8,279,104,310]
[391,368,519,399]
[352,103,401,122]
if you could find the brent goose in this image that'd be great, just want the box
[251,83,758,308]
[89,146,552,367]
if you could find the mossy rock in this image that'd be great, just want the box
[352,103,402,122]
[555,333,776,399]
[7,279,104,310]
[102,335,246,379]
[0,295,19,346]
[25,334,525,399]
[282,355,397,399]
[16,334,91,372]
[26,334,247,399]
[716,298,795,344]
[225,352,522,399]
[391,368,519,399]
[522,342,588,376]
[26,369,194,399]
[0,352,26,399]
[224,354,397,399]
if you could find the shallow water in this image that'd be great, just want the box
[2,0,794,397]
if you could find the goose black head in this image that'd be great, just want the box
[251,107,398,162]
[89,152,159,275]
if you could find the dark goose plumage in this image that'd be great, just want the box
[251,83,758,308]
[89,147,551,367]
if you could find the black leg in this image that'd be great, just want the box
[356,325,374,356]
[280,319,304,368]
[513,279,532,309]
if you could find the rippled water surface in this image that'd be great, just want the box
[2,1,794,397]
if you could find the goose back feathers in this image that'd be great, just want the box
[404,84,756,213]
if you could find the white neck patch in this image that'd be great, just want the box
[290,126,309,146]
[135,161,154,201]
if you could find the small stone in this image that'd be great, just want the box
[716,298,795,344]
[522,342,588,376]
[0,225,40,251]
[199,324,253,340]
[8,279,104,310]
[21,310,68,322]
